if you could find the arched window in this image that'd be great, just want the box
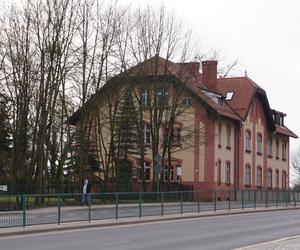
[226,125,231,148]
[218,122,222,147]
[267,168,273,188]
[217,160,221,184]
[267,137,273,156]
[257,134,262,155]
[276,139,280,159]
[275,169,279,189]
[245,164,251,186]
[282,141,287,160]
[226,161,231,184]
[245,130,251,152]
[256,166,262,187]
[282,171,287,190]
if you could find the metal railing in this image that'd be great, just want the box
[0,189,298,228]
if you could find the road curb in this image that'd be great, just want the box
[1,206,300,238]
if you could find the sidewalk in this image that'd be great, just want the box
[1,206,300,239]
[235,235,300,249]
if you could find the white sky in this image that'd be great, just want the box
[123,0,300,154]
[3,0,299,160]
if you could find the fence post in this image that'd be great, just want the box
[266,190,268,208]
[115,193,119,220]
[228,191,231,211]
[88,194,91,223]
[214,191,217,212]
[139,192,142,218]
[242,190,244,210]
[285,190,288,207]
[180,192,183,215]
[254,190,256,209]
[197,191,200,213]
[276,190,278,208]
[57,194,61,225]
[22,195,26,228]
[161,192,164,216]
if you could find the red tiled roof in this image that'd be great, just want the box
[128,56,241,121]
[216,77,263,119]
[276,125,298,138]
[69,56,297,138]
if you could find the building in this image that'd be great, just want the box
[69,56,297,192]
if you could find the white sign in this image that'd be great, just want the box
[177,167,182,176]
[0,185,8,192]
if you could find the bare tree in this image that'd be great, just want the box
[292,147,300,189]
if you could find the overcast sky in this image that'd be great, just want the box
[3,1,299,154]
[122,0,300,153]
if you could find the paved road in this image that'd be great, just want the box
[0,201,290,227]
[2,209,300,250]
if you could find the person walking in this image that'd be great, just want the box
[81,179,91,206]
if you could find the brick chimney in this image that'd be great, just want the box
[202,61,218,91]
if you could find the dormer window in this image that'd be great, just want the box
[182,97,192,107]
[272,110,286,126]
[225,92,234,100]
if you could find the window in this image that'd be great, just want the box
[225,92,234,100]
[282,141,287,160]
[143,124,151,144]
[275,170,279,189]
[276,139,279,159]
[164,164,175,182]
[282,171,287,190]
[218,122,222,147]
[141,89,149,107]
[245,130,251,152]
[226,162,231,184]
[245,164,251,186]
[139,161,151,181]
[257,134,262,155]
[176,165,181,182]
[157,88,169,105]
[182,98,192,107]
[226,125,231,148]
[172,127,181,145]
[267,137,273,156]
[217,160,221,184]
[267,168,272,188]
[256,166,262,187]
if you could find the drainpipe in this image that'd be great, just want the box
[234,123,240,200]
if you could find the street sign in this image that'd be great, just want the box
[154,154,162,163]
[177,167,182,176]
[0,185,8,192]
[154,163,162,174]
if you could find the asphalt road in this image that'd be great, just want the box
[0,201,289,227]
[2,209,300,250]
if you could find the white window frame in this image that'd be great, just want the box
[245,130,251,151]
[141,89,148,107]
[267,137,273,156]
[245,165,251,185]
[257,134,262,154]
[143,124,151,144]
[226,162,231,184]
[256,167,262,187]
[226,125,231,147]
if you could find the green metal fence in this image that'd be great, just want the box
[0,189,298,228]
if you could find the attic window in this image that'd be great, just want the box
[225,92,234,100]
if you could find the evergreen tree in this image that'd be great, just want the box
[114,88,139,192]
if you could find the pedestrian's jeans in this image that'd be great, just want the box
[81,193,91,206]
